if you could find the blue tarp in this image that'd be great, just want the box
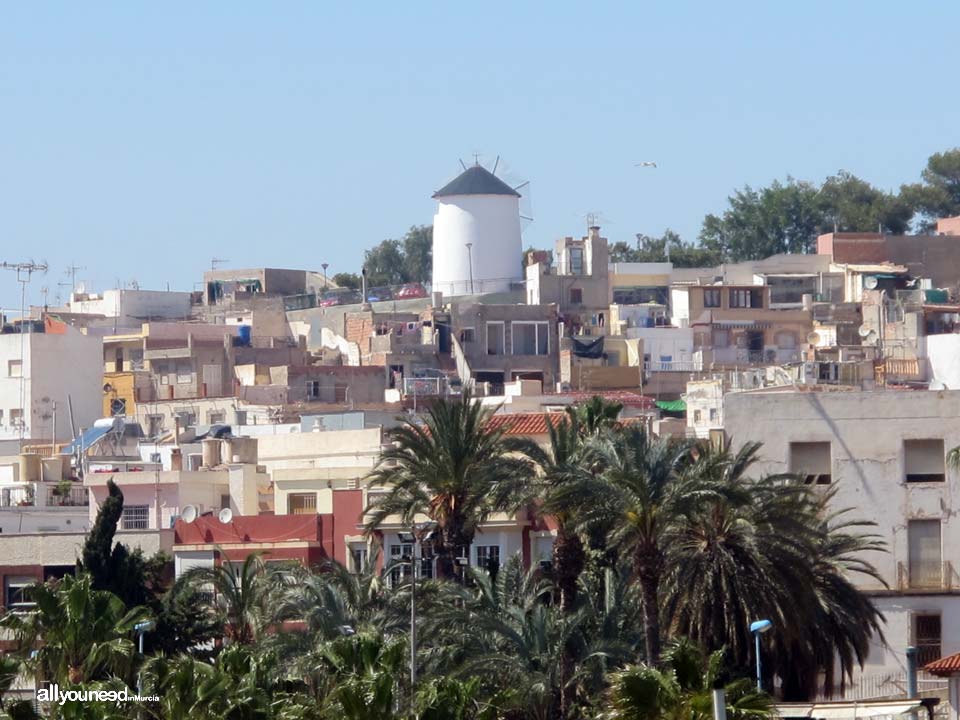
[61,424,113,456]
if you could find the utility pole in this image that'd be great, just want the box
[0,261,49,443]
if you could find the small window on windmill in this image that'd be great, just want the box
[110,398,127,417]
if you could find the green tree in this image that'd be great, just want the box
[659,442,885,700]
[0,574,149,686]
[555,427,699,666]
[402,225,433,283]
[182,553,277,645]
[77,479,167,610]
[316,633,409,720]
[600,638,772,720]
[364,239,407,287]
[611,231,723,268]
[700,173,913,261]
[364,390,534,580]
[152,575,223,657]
[901,148,960,230]
[332,272,361,290]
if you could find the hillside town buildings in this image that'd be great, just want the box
[5,167,960,703]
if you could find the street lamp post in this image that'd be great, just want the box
[750,619,773,691]
[409,522,436,706]
[134,620,155,694]
[321,263,329,291]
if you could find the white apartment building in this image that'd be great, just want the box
[723,389,960,692]
[0,324,102,453]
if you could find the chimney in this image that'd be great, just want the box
[588,226,601,241]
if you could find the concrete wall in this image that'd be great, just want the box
[257,427,383,473]
[70,289,191,324]
[87,469,232,529]
[0,529,173,570]
[0,326,102,444]
[722,390,960,677]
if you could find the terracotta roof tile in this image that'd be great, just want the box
[924,652,960,676]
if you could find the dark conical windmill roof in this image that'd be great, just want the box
[432,165,521,199]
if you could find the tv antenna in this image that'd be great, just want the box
[211,257,229,271]
[64,263,85,295]
[0,260,49,443]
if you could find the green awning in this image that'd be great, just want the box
[656,400,686,412]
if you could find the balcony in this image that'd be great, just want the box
[897,561,956,591]
[0,483,89,509]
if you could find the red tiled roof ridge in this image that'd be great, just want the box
[924,651,960,676]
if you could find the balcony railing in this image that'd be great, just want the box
[897,561,955,591]
[0,486,34,507]
[45,486,89,507]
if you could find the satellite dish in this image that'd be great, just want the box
[181,505,199,524]
[218,507,234,524]
[858,325,873,338]
[806,331,821,345]
[864,276,879,290]
[102,383,113,393]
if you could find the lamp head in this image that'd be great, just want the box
[134,620,155,633]
[750,619,773,634]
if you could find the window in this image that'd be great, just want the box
[146,415,164,438]
[512,322,549,356]
[475,545,501,574]
[109,398,127,416]
[4,576,36,611]
[389,544,412,586]
[712,329,730,348]
[460,328,475,344]
[175,410,197,427]
[915,614,942,667]
[288,493,317,515]
[10,409,23,427]
[908,519,942,589]
[569,288,583,305]
[905,439,945,482]
[776,332,797,350]
[306,380,321,400]
[709,408,718,422]
[121,505,150,530]
[568,247,585,275]
[350,543,368,574]
[7,360,22,378]
[176,361,193,384]
[486,322,505,355]
[208,411,225,425]
[790,442,832,485]
[693,410,702,423]
[220,494,231,511]
[612,287,669,305]
[703,289,722,308]
[729,288,763,309]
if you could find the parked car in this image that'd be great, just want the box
[396,283,428,299]
[319,289,361,307]
[367,286,393,302]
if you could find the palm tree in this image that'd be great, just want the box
[364,389,534,580]
[555,426,699,666]
[661,442,887,700]
[0,573,149,687]
[316,632,408,720]
[182,552,278,645]
[568,395,624,436]
[600,638,772,720]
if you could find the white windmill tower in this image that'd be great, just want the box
[431,158,529,297]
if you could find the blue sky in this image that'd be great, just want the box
[1,2,958,312]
